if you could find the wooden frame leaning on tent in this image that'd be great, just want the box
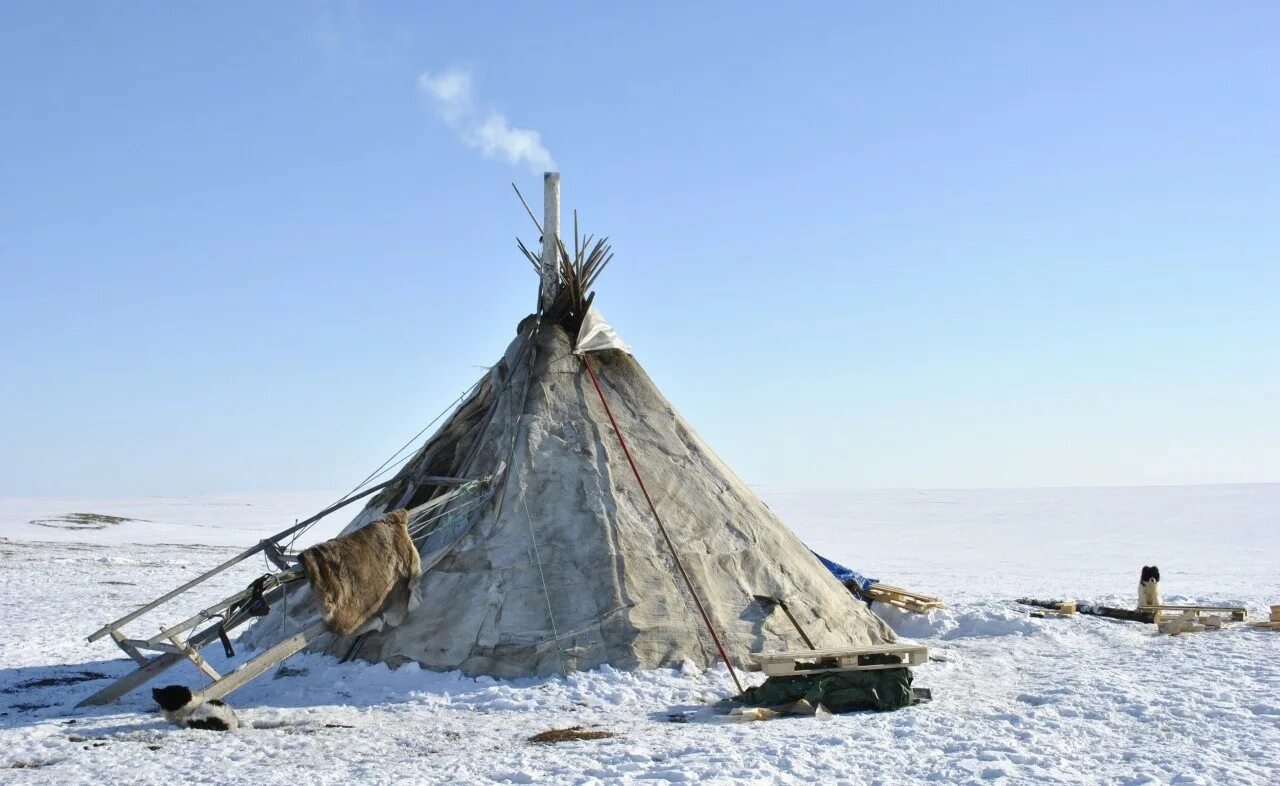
[77,474,484,708]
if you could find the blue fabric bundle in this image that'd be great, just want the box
[812,551,877,592]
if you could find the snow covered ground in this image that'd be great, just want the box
[0,485,1276,785]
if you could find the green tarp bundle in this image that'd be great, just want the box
[735,668,916,713]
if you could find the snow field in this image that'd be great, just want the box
[1,485,1277,784]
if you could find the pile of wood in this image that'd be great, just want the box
[860,583,944,614]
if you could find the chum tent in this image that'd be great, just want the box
[80,173,891,706]
[243,173,893,678]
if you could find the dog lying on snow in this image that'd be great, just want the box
[152,685,239,731]
[1138,565,1162,608]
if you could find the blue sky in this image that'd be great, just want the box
[2,3,1277,496]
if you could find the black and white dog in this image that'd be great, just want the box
[152,685,239,731]
[1138,565,1162,608]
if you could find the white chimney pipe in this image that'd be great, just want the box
[540,171,561,313]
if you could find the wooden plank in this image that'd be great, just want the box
[110,631,149,666]
[188,622,329,704]
[121,638,182,655]
[869,583,942,602]
[76,651,186,708]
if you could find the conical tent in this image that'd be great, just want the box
[244,176,892,677]
[245,312,892,677]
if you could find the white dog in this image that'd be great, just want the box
[1138,565,1162,608]
[152,685,239,731]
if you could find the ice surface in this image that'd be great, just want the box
[0,484,1276,784]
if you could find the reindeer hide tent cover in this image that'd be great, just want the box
[244,189,891,678]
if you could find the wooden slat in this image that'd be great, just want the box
[750,644,929,677]
[110,631,149,666]
[76,651,187,708]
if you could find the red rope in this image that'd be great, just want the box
[580,353,744,694]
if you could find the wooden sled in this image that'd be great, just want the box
[1138,605,1247,623]
[77,475,480,708]
[859,583,944,614]
[750,644,928,677]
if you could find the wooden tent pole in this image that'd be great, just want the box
[539,171,560,313]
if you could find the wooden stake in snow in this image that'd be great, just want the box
[540,171,561,313]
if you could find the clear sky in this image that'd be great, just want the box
[2,3,1277,496]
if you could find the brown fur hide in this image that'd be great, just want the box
[300,509,422,637]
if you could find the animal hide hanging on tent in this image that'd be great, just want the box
[299,508,423,637]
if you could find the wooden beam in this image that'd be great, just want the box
[77,651,187,708]
[120,638,182,655]
[170,636,221,682]
[189,622,329,705]
[110,631,149,666]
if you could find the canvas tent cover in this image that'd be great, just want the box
[245,314,892,677]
